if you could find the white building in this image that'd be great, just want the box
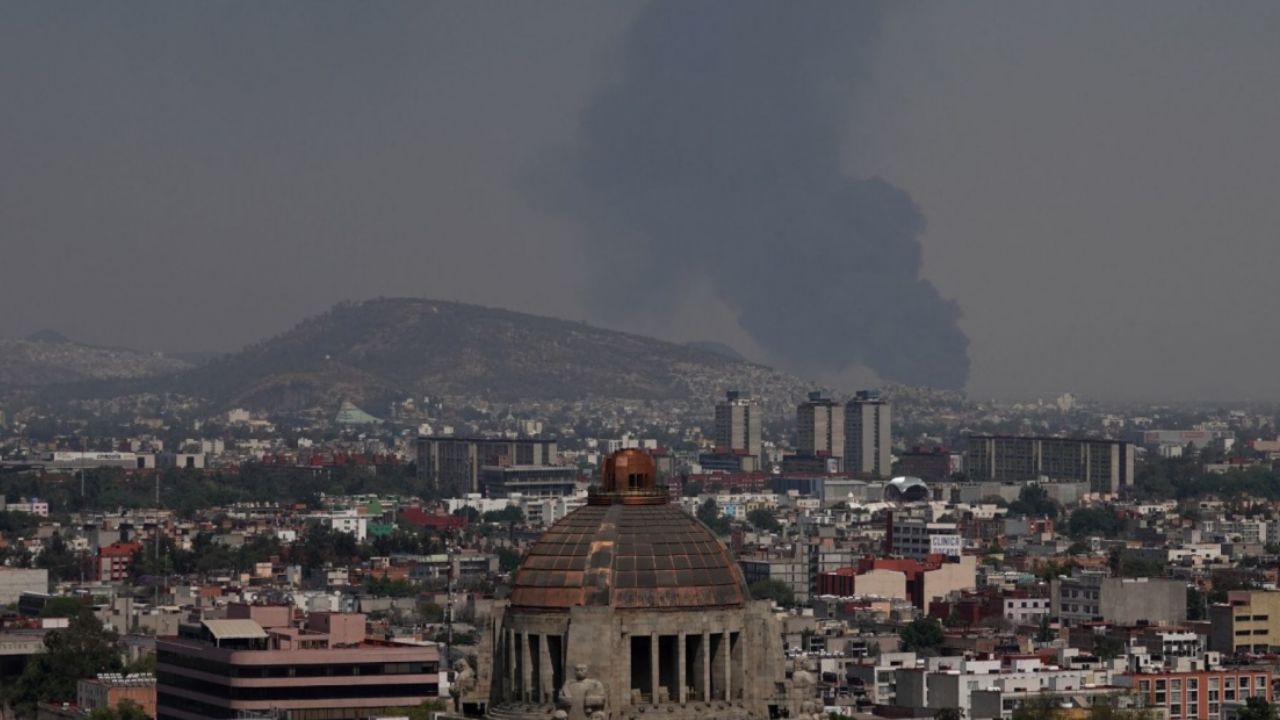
[1003,597,1051,624]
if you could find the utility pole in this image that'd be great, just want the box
[446,535,456,678]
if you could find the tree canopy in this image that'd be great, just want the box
[748,578,795,608]
[899,617,945,654]
[1008,485,1060,519]
[2,610,123,716]
[1066,507,1123,538]
[747,508,781,533]
[696,498,732,535]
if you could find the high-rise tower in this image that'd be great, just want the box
[845,390,891,478]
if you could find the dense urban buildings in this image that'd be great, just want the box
[966,434,1136,493]
[10,384,1280,720]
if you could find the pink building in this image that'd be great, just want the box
[156,604,440,720]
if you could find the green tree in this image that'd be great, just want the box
[1067,507,1122,538]
[36,531,85,584]
[482,506,525,527]
[40,595,90,618]
[1035,614,1054,643]
[2,610,123,715]
[406,699,449,720]
[1011,696,1062,720]
[497,547,522,573]
[418,601,445,623]
[1093,635,1125,661]
[1009,485,1060,519]
[900,617,945,654]
[295,523,359,573]
[935,709,963,720]
[747,508,781,533]
[89,699,150,720]
[1236,697,1278,720]
[749,579,796,608]
[696,498,732,535]
[1065,541,1092,556]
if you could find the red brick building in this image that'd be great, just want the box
[1130,667,1273,720]
[96,542,141,582]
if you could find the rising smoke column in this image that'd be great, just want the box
[573,1,970,389]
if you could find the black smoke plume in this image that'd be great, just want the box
[572,1,970,389]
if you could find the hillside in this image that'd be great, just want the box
[0,333,192,386]
[137,299,807,411]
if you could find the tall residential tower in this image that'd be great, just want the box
[796,392,844,465]
[714,390,762,459]
[845,390,892,478]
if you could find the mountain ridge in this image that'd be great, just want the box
[112,298,809,412]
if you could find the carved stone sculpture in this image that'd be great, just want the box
[559,663,608,720]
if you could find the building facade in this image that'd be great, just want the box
[1130,667,1273,720]
[418,436,558,496]
[796,393,843,469]
[156,605,440,720]
[844,391,891,479]
[966,435,1136,494]
[1208,590,1280,655]
[1050,575,1187,626]
[480,465,581,499]
[714,391,762,461]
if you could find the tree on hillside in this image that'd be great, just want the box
[1067,507,1121,538]
[900,617,945,654]
[696,498,732,535]
[747,508,781,533]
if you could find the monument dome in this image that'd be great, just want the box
[475,450,792,720]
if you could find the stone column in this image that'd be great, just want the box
[506,629,517,702]
[651,631,661,704]
[539,633,555,702]
[722,630,732,701]
[701,630,711,702]
[677,632,687,704]
[521,632,534,702]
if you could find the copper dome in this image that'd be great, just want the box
[508,450,748,610]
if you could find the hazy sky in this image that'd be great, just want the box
[3,1,1279,401]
